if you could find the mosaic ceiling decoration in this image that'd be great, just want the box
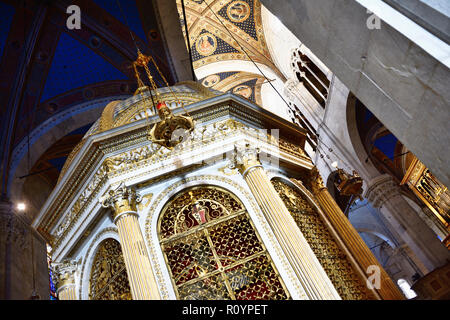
[199,71,265,105]
[176,0,282,80]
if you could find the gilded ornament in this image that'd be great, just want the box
[272,179,371,300]
[158,185,289,300]
[89,238,132,300]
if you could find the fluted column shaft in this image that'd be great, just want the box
[239,158,340,300]
[101,183,160,300]
[57,284,77,300]
[114,213,160,300]
[310,169,404,300]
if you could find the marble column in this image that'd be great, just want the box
[53,260,78,300]
[365,174,450,274]
[310,168,404,300]
[101,183,160,300]
[235,145,341,300]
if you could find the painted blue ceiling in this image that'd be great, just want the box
[0,2,15,61]
[40,32,128,103]
[93,0,147,42]
[374,133,398,160]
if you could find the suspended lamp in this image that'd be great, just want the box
[132,49,194,150]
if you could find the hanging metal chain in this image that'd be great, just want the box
[148,55,192,118]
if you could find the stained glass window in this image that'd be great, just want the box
[46,244,57,300]
[158,186,289,300]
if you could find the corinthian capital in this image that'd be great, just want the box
[52,259,79,288]
[100,183,141,220]
[232,143,262,175]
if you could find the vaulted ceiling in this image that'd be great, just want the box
[0,0,284,219]
[0,0,176,200]
[176,0,283,105]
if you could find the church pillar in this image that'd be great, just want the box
[54,260,78,300]
[101,183,160,300]
[0,199,13,299]
[309,168,404,300]
[0,198,49,300]
[235,145,341,300]
[365,175,450,274]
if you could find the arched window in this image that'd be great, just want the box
[89,238,132,300]
[397,278,417,299]
[292,48,330,108]
[158,186,289,300]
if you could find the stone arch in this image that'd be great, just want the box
[355,228,396,248]
[345,92,379,178]
[260,4,301,80]
[9,96,128,209]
